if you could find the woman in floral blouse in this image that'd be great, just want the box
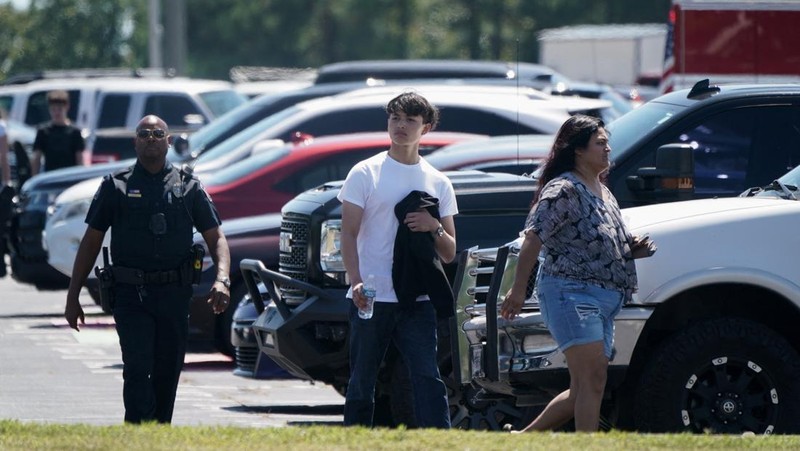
[501,115,656,432]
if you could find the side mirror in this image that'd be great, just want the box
[172,134,190,156]
[626,143,694,201]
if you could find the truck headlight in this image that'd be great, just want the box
[320,219,344,272]
[521,334,559,354]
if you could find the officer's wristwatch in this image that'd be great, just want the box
[216,277,231,289]
[435,224,445,237]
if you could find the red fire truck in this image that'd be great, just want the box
[661,0,800,92]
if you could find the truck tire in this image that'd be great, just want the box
[441,359,539,430]
[633,318,800,434]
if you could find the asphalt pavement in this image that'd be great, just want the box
[0,273,344,427]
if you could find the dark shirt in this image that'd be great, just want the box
[526,171,637,300]
[85,162,221,271]
[33,122,85,172]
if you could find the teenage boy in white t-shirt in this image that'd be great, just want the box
[338,92,457,428]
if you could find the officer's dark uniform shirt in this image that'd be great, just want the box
[33,122,85,172]
[85,161,221,272]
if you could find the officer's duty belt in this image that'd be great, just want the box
[112,266,181,285]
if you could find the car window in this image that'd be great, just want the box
[608,100,681,161]
[96,94,131,128]
[0,94,13,114]
[438,107,543,135]
[198,90,247,117]
[663,106,800,197]
[204,146,292,186]
[671,108,754,196]
[283,105,547,141]
[193,106,300,163]
[277,107,385,141]
[188,98,267,154]
[144,94,203,128]
[92,135,137,161]
[26,89,80,125]
[274,148,382,193]
[744,106,800,188]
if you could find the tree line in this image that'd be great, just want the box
[0,0,670,82]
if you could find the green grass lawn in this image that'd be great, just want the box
[2,420,799,450]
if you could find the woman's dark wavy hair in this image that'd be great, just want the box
[533,115,605,204]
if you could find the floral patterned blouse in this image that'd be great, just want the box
[525,171,638,301]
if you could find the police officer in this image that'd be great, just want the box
[64,115,231,424]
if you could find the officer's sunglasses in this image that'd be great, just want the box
[136,128,167,140]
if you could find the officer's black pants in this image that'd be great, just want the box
[112,283,192,424]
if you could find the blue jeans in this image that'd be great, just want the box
[344,301,450,429]
[537,274,623,359]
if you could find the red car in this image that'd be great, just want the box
[202,131,484,220]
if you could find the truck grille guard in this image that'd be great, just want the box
[454,240,653,387]
[453,241,563,385]
[240,258,330,320]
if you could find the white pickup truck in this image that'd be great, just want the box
[453,166,800,434]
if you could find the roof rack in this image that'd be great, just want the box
[1,67,175,85]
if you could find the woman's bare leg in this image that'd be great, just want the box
[517,341,608,432]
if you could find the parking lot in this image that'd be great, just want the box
[0,274,344,427]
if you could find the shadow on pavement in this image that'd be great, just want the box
[225,404,343,416]
[0,311,109,321]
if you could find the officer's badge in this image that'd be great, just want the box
[127,189,142,198]
[172,183,183,198]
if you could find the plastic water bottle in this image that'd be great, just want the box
[359,274,376,319]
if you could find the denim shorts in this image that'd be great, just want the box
[536,273,623,359]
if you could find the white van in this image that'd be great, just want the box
[0,78,105,132]
[0,76,247,163]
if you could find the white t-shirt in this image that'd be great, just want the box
[337,151,458,303]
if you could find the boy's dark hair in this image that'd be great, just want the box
[385,91,440,130]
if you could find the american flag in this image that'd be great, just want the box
[660,7,677,94]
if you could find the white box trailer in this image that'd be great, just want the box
[538,24,666,86]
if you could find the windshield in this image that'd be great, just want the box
[777,165,800,187]
[746,164,800,199]
[188,99,263,154]
[204,145,292,187]
[199,90,247,118]
[192,106,299,165]
[607,101,682,162]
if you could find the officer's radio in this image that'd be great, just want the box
[179,244,204,286]
[186,243,205,285]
